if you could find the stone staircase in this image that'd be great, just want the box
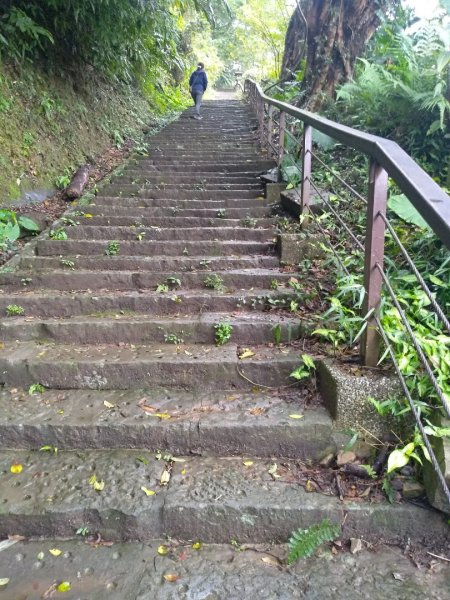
[0,99,446,546]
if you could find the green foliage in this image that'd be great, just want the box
[0,209,39,249]
[214,321,233,345]
[335,22,450,183]
[49,228,68,240]
[290,353,315,381]
[6,304,25,316]
[204,274,224,290]
[164,332,184,345]
[28,383,45,395]
[388,194,431,230]
[105,240,120,256]
[287,519,341,564]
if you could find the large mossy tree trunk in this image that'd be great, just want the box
[282,0,397,111]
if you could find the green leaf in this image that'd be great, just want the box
[301,354,315,369]
[387,449,410,474]
[18,215,40,232]
[287,519,340,564]
[388,194,431,230]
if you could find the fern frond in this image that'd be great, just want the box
[287,519,341,565]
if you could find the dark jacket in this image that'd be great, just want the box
[189,68,208,93]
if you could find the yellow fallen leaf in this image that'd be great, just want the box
[157,545,169,556]
[103,400,115,409]
[155,413,171,420]
[141,486,156,496]
[83,213,93,218]
[243,460,254,467]
[89,474,105,491]
[192,542,202,550]
[10,463,23,474]
[289,414,304,420]
[57,581,71,592]
[305,479,314,492]
[163,574,179,583]
[239,348,255,360]
[181,469,187,475]
[49,548,62,556]
[160,468,171,486]
[261,555,282,568]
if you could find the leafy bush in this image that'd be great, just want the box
[0,209,39,249]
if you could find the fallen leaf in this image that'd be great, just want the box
[0,579,10,587]
[49,548,62,556]
[37,552,45,560]
[154,413,171,420]
[289,414,304,420]
[103,400,115,409]
[239,348,255,360]
[181,469,187,475]
[88,474,105,491]
[83,213,93,218]
[248,407,265,416]
[243,460,254,467]
[43,583,58,598]
[57,581,71,592]
[136,456,149,465]
[10,464,23,474]
[261,556,282,568]
[158,545,169,556]
[163,574,179,583]
[192,542,202,550]
[393,572,405,581]
[137,398,156,413]
[160,468,171,486]
[305,480,315,492]
[141,486,156,496]
[268,463,281,479]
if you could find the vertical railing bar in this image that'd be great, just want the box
[267,105,274,152]
[278,111,286,167]
[361,160,388,367]
[301,124,312,225]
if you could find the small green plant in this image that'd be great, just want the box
[105,241,120,256]
[136,231,146,241]
[290,354,316,381]
[6,304,25,316]
[182,247,189,255]
[54,174,71,189]
[166,276,181,289]
[156,283,169,293]
[21,277,32,286]
[28,383,45,395]
[216,208,227,218]
[61,217,78,227]
[287,519,341,564]
[204,274,224,291]
[164,332,184,344]
[270,280,279,290]
[214,322,233,346]
[60,259,75,268]
[242,216,257,228]
[75,526,90,537]
[49,228,68,241]
[199,259,212,269]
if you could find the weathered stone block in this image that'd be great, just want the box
[277,232,326,265]
[280,187,327,219]
[423,419,450,514]
[317,359,405,439]
[265,182,286,203]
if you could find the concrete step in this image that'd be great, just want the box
[0,450,447,544]
[99,186,264,199]
[0,268,290,292]
[134,161,274,173]
[115,177,263,188]
[120,172,262,184]
[18,254,279,272]
[0,289,288,318]
[54,226,273,242]
[61,216,274,228]
[90,197,270,209]
[0,342,302,389]
[0,387,329,457]
[0,313,306,345]
[35,239,274,256]
[83,206,271,218]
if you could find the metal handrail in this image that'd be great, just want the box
[246,79,450,249]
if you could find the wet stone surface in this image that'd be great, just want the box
[0,540,449,600]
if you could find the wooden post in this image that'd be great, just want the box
[361,159,388,367]
[301,124,312,225]
[278,111,286,166]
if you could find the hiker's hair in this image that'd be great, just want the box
[197,62,204,69]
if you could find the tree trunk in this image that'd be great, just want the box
[64,165,90,200]
[282,0,397,111]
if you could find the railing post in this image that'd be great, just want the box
[361,159,388,367]
[278,111,286,167]
[259,98,265,146]
[301,124,312,224]
[267,105,274,152]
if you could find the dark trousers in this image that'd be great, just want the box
[191,90,204,116]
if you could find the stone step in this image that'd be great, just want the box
[0,268,290,292]
[0,387,329,457]
[83,205,271,218]
[115,177,263,188]
[134,162,275,173]
[0,289,288,318]
[120,172,261,184]
[90,197,270,209]
[53,226,273,242]
[97,187,264,199]
[35,239,274,256]
[62,216,274,228]
[18,254,279,272]
[0,450,447,544]
[0,313,306,345]
[0,342,302,390]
